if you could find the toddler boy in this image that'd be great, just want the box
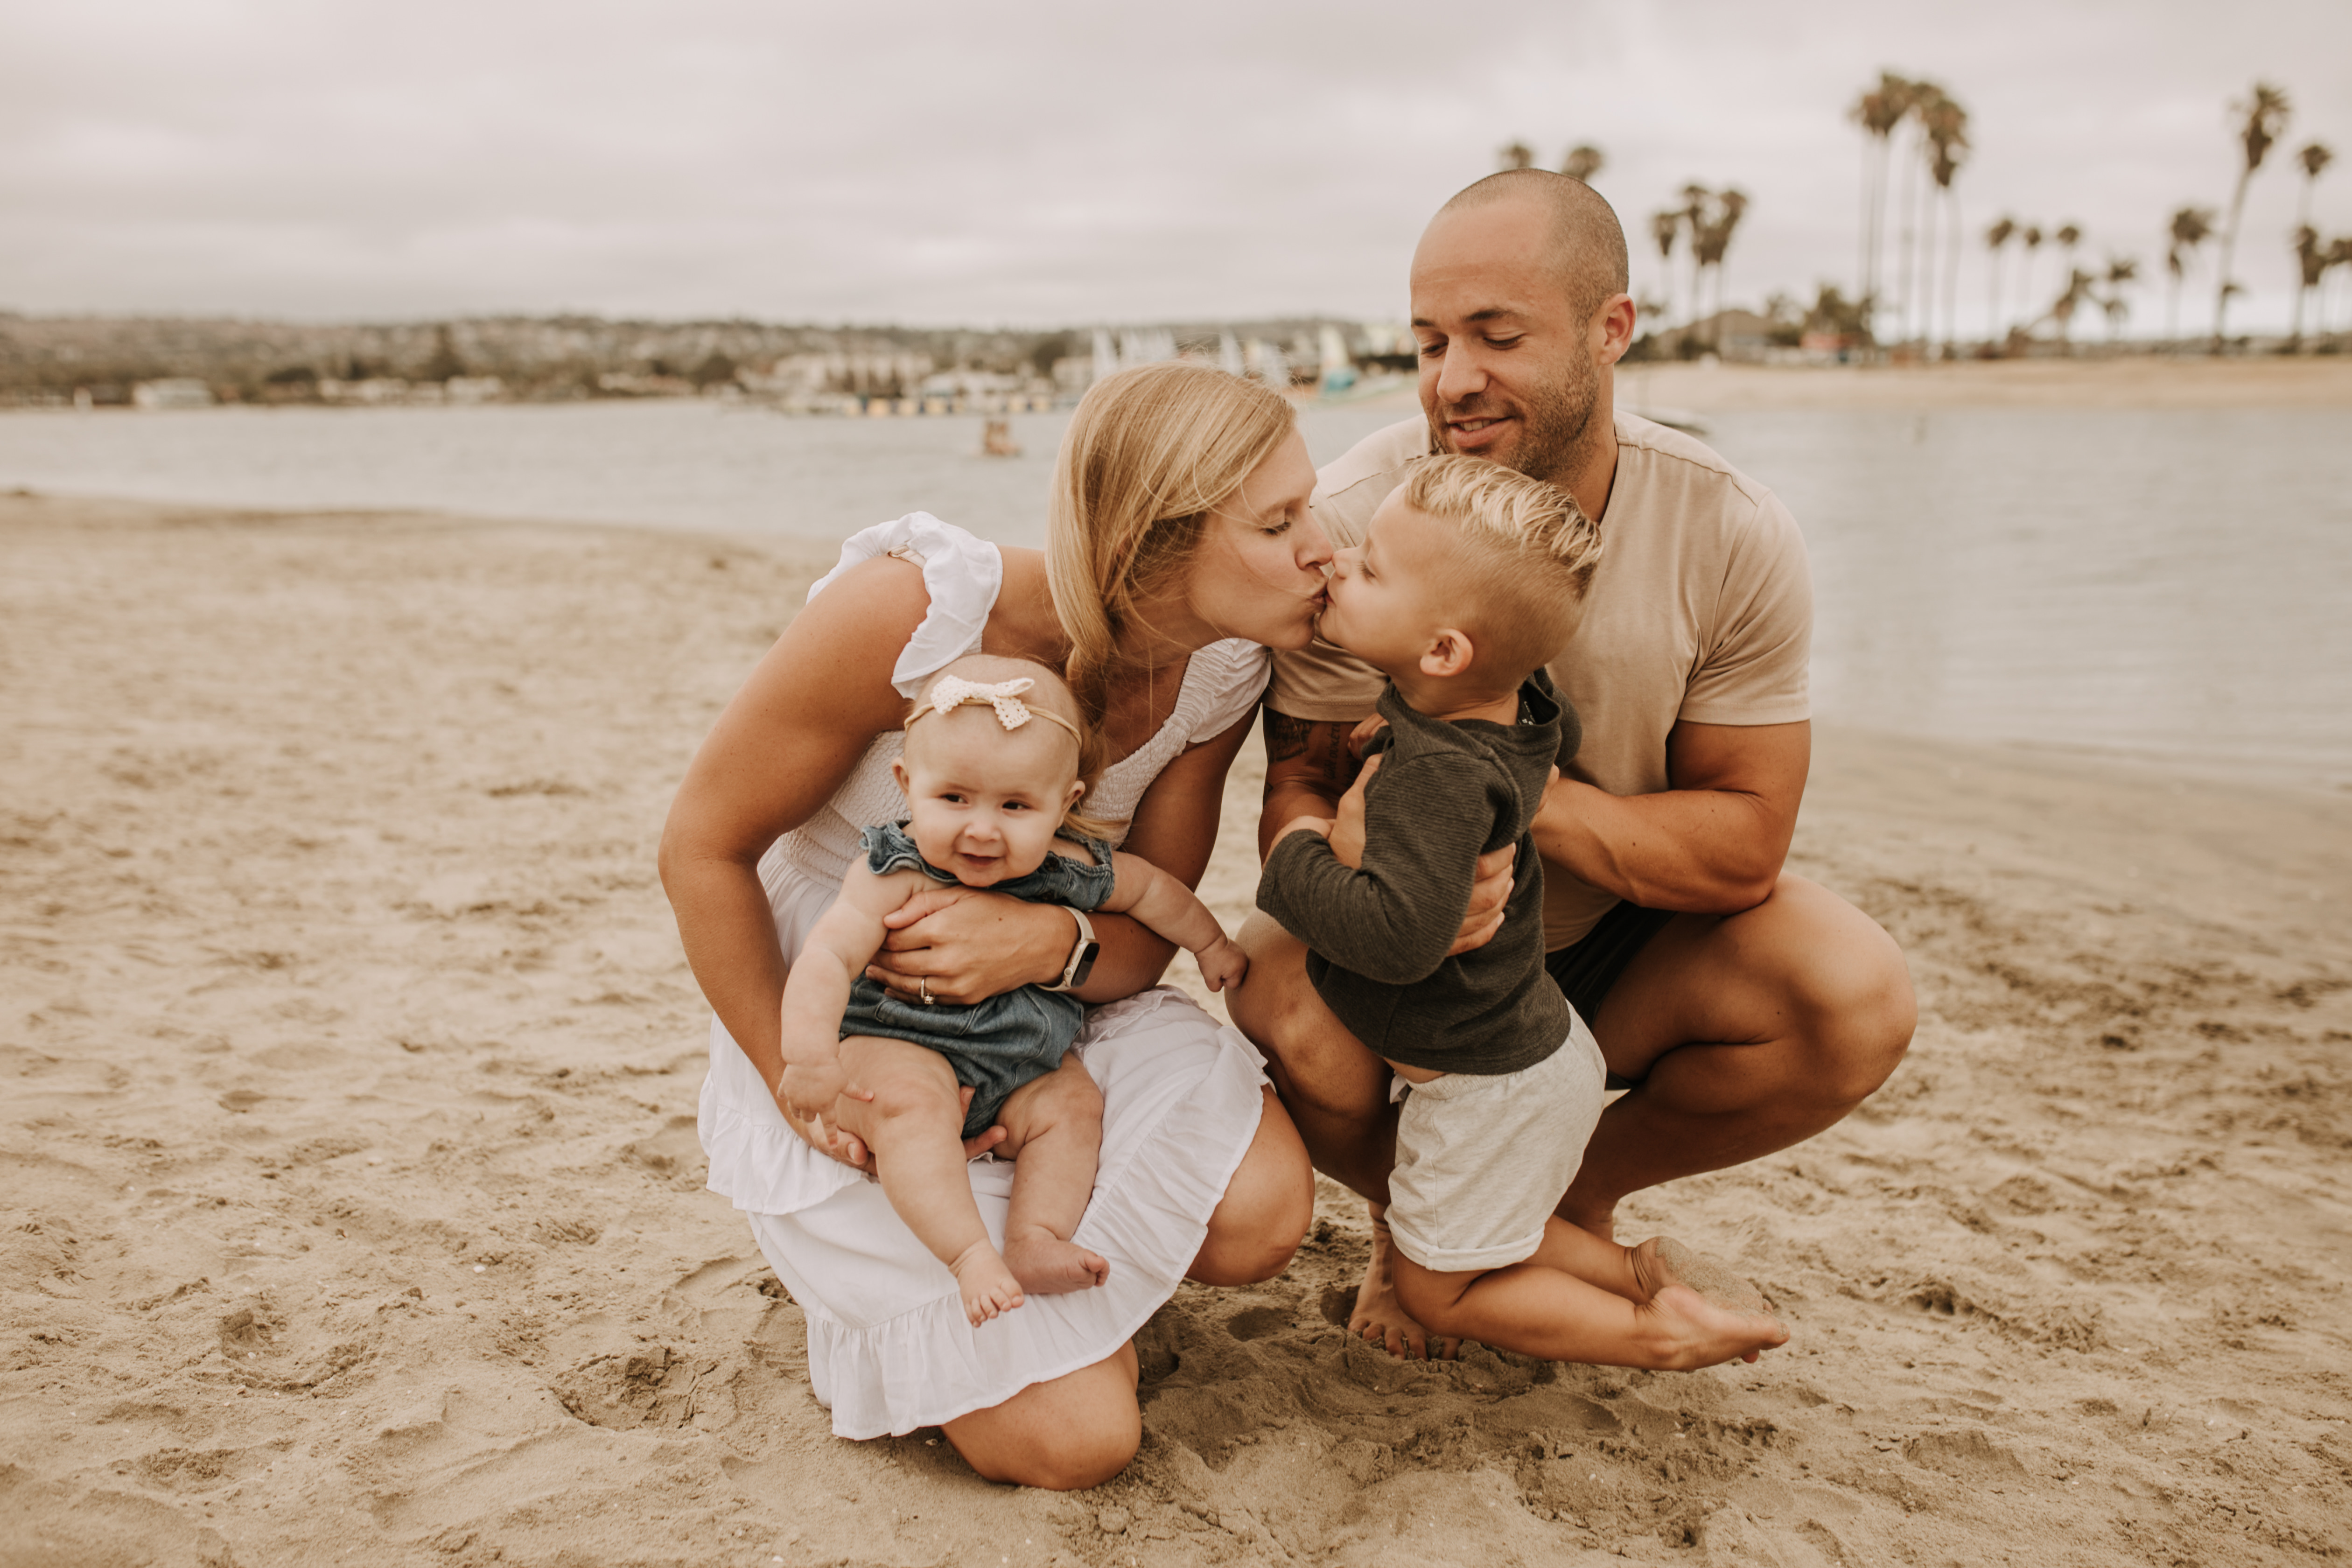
[1256,455,1786,1369]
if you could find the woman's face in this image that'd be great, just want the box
[1184,430,1333,651]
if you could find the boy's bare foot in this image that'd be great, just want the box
[1351,1207,1460,1361]
[1003,1228,1109,1295]
[948,1241,1026,1325]
[1628,1236,1786,1365]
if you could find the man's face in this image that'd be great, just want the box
[1410,199,1603,485]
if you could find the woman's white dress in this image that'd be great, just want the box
[697,512,1274,1440]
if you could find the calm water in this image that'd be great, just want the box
[5,399,2347,783]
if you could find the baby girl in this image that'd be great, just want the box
[774,653,1247,1324]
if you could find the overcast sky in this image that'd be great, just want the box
[5,0,2348,336]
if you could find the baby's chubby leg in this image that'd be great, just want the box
[832,1035,1023,1325]
[992,1052,1109,1295]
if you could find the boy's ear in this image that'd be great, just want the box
[1420,627,1476,679]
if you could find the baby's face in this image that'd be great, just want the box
[1315,494,1454,678]
[891,715,1084,888]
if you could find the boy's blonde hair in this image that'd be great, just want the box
[1047,361,1296,727]
[900,653,1116,842]
[1400,455,1604,680]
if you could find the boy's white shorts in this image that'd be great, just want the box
[1383,1014,1609,1274]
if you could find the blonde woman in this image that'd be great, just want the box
[663,363,1325,1487]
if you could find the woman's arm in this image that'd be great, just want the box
[657,554,932,1093]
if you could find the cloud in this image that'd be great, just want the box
[2,0,2346,332]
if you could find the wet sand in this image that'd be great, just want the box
[3,493,2348,1567]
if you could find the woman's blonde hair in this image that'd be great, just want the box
[1046,361,1296,727]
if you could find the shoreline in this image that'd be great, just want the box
[1333,354,2352,413]
[4,494,2348,1567]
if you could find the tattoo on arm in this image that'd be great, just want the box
[1262,708,1313,765]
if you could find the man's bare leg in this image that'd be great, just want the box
[1230,913,1460,1359]
[1561,874,1916,1240]
[1234,878,1911,1350]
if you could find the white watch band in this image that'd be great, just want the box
[1041,906,1096,991]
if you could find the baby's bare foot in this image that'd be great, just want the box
[1003,1228,1109,1295]
[1629,1236,1787,1366]
[948,1241,1026,1325]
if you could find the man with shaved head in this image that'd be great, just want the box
[1229,168,1917,1359]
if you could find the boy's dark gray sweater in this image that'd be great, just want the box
[1256,671,1577,1076]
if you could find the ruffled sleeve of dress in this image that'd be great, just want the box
[807,512,1004,697]
[1183,637,1273,744]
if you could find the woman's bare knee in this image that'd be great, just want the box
[1190,1091,1311,1286]
[940,1349,1140,1490]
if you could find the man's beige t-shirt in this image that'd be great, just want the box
[1271,411,1813,950]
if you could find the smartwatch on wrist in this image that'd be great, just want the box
[1041,906,1099,993]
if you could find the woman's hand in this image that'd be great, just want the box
[779,1084,1008,1173]
[866,887,1071,1005]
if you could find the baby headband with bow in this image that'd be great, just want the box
[906,673,1084,743]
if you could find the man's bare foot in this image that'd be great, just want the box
[1628,1237,1785,1365]
[1003,1228,1109,1295]
[948,1241,1026,1325]
[1350,1207,1459,1361]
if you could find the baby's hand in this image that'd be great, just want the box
[1196,936,1249,994]
[777,1057,865,1132]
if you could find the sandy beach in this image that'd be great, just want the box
[4,491,2349,1567]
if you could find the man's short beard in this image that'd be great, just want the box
[1428,351,1602,486]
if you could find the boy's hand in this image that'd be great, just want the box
[1195,936,1249,994]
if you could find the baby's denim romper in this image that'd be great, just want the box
[838,823,1118,1137]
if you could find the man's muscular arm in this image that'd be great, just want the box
[1533,718,1809,915]
[1257,710,1361,861]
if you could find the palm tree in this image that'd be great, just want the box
[2331,237,2352,348]
[1984,217,2017,351]
[1680,183,1712,341]
[1693,188,1750,350]
[1919,89,1970,357]
[2019,224,2044,339]
[1650,208,1684,330]
[2213,82,2292,350]
[2100,257,2139,343]
[1498,141,1536,172]
[2052,268,2095,350]
[1561,144,1605,184]
[2290,143,2335,348]
[1849,71,1917,349]
[2292,227,2327,348]
[2165,207,2216,345]
[2056,223,2084,298]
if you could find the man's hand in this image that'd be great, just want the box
[867,887,1067,1004]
